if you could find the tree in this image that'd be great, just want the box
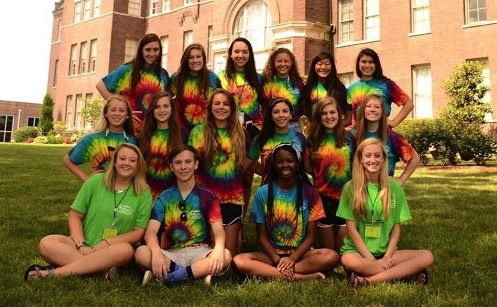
[81,97,104,129]
[39,93,54,135]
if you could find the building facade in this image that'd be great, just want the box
[47,0,496,132]
[0,101,42,142]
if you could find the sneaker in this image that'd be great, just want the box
[204,274,214,286]
[142,270,154,286]
[104,267,119,281]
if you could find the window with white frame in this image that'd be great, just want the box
[53,59,59,87]
[466,0,487,24]
[0,115,14,142]
[339,72,355,88]
[129,0,142,16]
[66,96,74,130]
[364,0,380,40]
[207,25,213,63]
[412,65,432,118]
[83,0,92,20]
[234,0,271,52]
[125,39,139,63]
[57,20,62,41]
[412,0,430,33]
[27,117,39,127]
[74,1,82,23]
[339,0,354,43]
[183,31,193,51]
[69,44,78,76]
[161,36,169,70]
[75,94,84,130]
[89,39,97,72]
[151,0,158,15]
[162,0,171,12]
[79,41,88,74]
[94,0,101,17]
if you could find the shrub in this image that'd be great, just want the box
[39,93,54,134]
[71,131,86,143]
[33,136,49,144]
[47,135,64,144]
[14,126,39,143]
[396,119,444,165]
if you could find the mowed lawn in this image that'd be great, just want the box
[1,143,496,307]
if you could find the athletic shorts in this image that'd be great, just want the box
[317,195,345,227]
[221,203,243,226]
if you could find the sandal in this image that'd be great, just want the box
[348,272,370,288]
[104,267,119,281]
[417,269,429,285]
[23,264,56,281]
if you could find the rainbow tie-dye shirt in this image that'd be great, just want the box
[346,78,410,124]
[307,81,351,118]
[145,128,188,200]
[362,129,415,176]
[218,70,263,127]
[68,130,136,172]
[101,63,169,134]
[188,126,244,206]
[151,184,222,250]
[307,132,355,200]
[248,130,307,183]
[250,182,325,252]
[170,72,220,131]
[263,77,305,121]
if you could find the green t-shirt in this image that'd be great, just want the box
[337,178,412,256]
[71,173,153,247]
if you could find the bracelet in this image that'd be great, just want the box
[75,241,88,250]
[104,239,111,246]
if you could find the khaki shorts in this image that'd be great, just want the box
[162,245,212,267]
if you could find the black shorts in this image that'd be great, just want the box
[317,195,345,226]
[221,203,243,226]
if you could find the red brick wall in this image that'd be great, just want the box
[0,101,42,140]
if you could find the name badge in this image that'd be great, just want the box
[365,223,381,238]
[102,226,118,239]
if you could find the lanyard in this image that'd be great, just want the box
[113,184,131,226]
[367,184,380,223]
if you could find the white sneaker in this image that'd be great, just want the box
[142,270,154,286]
[204,274,213,286]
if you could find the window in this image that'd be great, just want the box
[207,25,213,63]
[160,36,169,70]
[151,0,158,15]
[183,31,193,51]
[27,117,39,127]
[412,0,430,33]
[162,0,171,12]
[53,59,59,87]
[339,72,354,88]
[89,39,97,72]
[79,41,88,74]
[83,0,92,20]
[69,44,78,76]
[66,96,74,130]
[129,0,142,16]
[75,94,84,130]
[184,0,194,5]
[466,0,486,24]
[339,0,354,43]
[0,115,14,142]
[234,0,271,52]
[412,65,432,118]
[74,1,82,23]
[57,20,63,41]
[94,0,101,16]
[125,39,139,63]
[364,0,380,40]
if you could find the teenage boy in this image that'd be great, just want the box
[135,144,231,285]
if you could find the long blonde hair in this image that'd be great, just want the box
[93,94,134,136]
[349,138,390,219]
[103,143,149,195]
[202,88,245,170]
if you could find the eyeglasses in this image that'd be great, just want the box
[179,200,187,221]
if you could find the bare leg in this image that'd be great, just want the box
[294,248,340,274]
[317,225,335,250]
[190,249,232,278]
[39,235,84,266]
[335,225,347,253]
[134,245,153,270]
[224,222,242,257]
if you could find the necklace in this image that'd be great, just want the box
[113,183,131,226]
[367,184,380,223]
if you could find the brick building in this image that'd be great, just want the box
[0,101,42,142]
[47,0,496,131]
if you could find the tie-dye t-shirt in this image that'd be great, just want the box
[306,131,355,200]
[101,63,169,134]
[346,78,410,124]
[250,181,325,252]
[145,127,189,200]
[307,81,351,118]
[361,129,415,176]
[188,126,244,206]
[248,129,307,183]
[218,70,263,127]
[263,77,305,121]
[68,130,136,172]
[151,184,222,250]
[170,72,220,131]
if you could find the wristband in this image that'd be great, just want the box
[104,239,111,246]
[75,241,88,249]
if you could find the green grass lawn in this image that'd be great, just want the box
[1,143,497,306]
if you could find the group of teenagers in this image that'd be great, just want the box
[24,33,434,288]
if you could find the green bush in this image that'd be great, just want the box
[14,126,39,143]
[47,135,64,144]
[33,136,49,144]
[396,119,444,165]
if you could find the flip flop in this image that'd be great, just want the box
[418,269,429,285]
[24,264,57,281]
[348,272,370,288]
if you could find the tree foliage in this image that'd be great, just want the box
[39,93,54,134]
[81,97,104,129]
